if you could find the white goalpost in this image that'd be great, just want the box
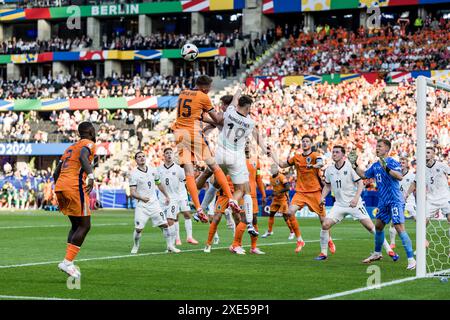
[415,76,450,278]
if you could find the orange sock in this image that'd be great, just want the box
[65,243,80,262]
[207,222,218,246]
[213,167,233,199]
[285,216,294,232]
[232,222,246,247]
[289,215,302,238]
[185,175,201,210]
[268,216,275,232]
[251,224,258,249]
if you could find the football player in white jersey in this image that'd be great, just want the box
[389,156,416,249]
[405,147,450,224]
[316,146,398,261]
[129,151,179,254]
[158,147,199,247]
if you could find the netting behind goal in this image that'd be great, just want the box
[416,76,450,278]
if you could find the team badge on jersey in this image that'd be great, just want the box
[306,157,312,165]
[344,171,348,175]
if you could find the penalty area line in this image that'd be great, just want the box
[309,268,450,300]
[0,239,329,270]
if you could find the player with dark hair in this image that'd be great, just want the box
[351,139,416,269]
[54,122,97,279]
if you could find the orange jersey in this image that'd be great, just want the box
[288,151,323,193]
[55,139,96,192]
[216,176,234,197]
[172,89,214,132]
[270,173,289,201]
[246,159,261,198]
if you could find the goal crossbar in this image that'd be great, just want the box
[416,76,450,278]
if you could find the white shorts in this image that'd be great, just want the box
[135,203,167,229]
[328,204,370,223]
[427,199,450,218]
[162,198,192,220]
[215,146,249,185]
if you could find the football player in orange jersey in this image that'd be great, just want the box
[171,76,240,223]
[53,122,96,279]
[271,135,336,254]
[261,164,295,239]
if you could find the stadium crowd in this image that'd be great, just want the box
[0,36,93,54]
[0,72,191,99]
[1,78,449,206]
[254,19,450,76]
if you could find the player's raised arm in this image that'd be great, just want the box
[348,150,367,179]
[79,147,95,194]
[379,157,403,181]
[230,85,243,108]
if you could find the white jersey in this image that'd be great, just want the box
[324,161,363,207]
[129,166,161,206]
[400,170,416,204]
[426,161,450,202]
[157,162,188,201]
[217,105,255,152]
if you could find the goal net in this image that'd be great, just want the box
[416,76,450,278]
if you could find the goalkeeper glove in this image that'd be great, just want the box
[348,150,358,169]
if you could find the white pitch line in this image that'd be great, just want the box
[0,223,129,230]
[0,295,77,300]
[309,268,450,300]
[0,239,325,269]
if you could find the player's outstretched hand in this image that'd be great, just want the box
[348,150,358,167]
[349,198,358,208]
[261,197,267,208]
[319,198,325,207]
[141,197,150,203]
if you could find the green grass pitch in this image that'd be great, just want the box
[0,210,448,300]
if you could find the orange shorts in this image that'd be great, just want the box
[291,191,324,217]
[238,197,259,214]
[174,129,213,165]
[215,195,229,214]
[56,190,91,217]
[270,197,289,214]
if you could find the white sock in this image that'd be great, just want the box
[214,231,219,240]
[185,218,193,239]
[201,185,218,211]
[389,225,397,245]
[174,221,180,241]
[168,225,176,246]
[320,229,329,255]
[243,194,253,226]
[162,227,172,248]
[133,230,142,247]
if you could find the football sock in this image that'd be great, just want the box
[207,222,218,246]
[398,231,414,259]
[251,224,258,249]
[370,228,392,254]
[162,227,172,248]
[389,224,397,246]
[174,221,180,241]
[64,243,80,262]
[213,167,233,199]
[232,222,246,247]
[243,194,253,226]
[268,215,275,233]
[168,225,177,246]
[185,218,193,239]
[289,215,303,241]
[201,185,218,211]
[185,175,201,210]
[320,229,329,255]
[375,230,385,253]
[133,230,142,247]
